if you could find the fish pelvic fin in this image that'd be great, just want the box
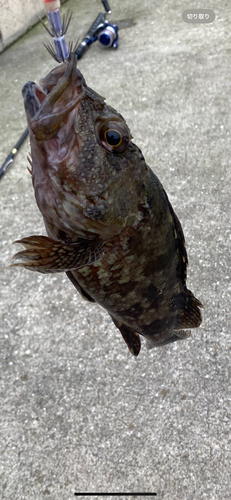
[65,271,95,302]
[111,317,141,357]
[8,235,104,274]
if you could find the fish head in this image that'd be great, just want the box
[22,51,131,164]
[21,53,144,239]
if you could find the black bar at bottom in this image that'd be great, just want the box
[74,494,157,497]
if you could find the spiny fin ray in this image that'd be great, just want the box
[8,235,104,274]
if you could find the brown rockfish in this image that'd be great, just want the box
[11,53,203,356]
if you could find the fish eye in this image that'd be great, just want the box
[105,129,122,147]
[96,120,130,154]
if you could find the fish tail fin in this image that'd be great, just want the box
[8,235,103,274]
[176,289,203,330]
[144,290,203,350]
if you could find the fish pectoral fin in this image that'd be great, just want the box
[111,317,141,357]
[9,235,103,274]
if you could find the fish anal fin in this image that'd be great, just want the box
[9,235,103,274]
[111,317,141,357]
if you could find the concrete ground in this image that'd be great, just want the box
[0,0,68,52]
[0,0,43,52]
[0,0,231,499]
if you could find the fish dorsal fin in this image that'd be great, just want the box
[165,195,188,285]
[9,235,104,274]
[164,194,203,330]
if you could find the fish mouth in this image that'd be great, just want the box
[22,53,86,142]
[22,81,47,118]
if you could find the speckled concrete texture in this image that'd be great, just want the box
[0,1,231,499]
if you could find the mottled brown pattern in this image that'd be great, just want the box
[10,53,203,356]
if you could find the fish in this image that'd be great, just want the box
[10,52,203,356]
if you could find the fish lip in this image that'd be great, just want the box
[22,81,47,119]
[21,53,78,120]
[22,54,86,142]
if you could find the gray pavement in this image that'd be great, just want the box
[0,1,231,499]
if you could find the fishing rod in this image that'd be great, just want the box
[0,128,29,180]
[75,0,118,60]
[0,0,117,181]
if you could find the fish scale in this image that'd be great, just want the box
[10,52,203,356]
